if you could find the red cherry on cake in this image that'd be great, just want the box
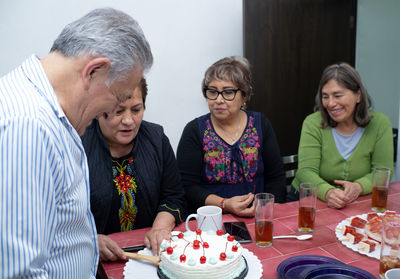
[200,256,206,264]
[227,235,235,241]
[180,254,186,262]
[178,233,184,239]
[166,247,173,254]
[232,245,238,252]
[203,242,209,248]
[195,229,202,235]
[216,230,224,236]
[193,240,200,249]
[220,252,226,261]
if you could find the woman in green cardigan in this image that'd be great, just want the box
[288,63,393,208]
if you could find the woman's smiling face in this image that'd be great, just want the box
[321,79,361,126]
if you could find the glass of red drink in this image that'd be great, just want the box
[371,167,391,213]
[255,193,274,247]
[298,182,317,233]
[379,215,400,278]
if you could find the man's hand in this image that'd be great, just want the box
[98,234,126,262]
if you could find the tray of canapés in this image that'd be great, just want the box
[335,210,400,259]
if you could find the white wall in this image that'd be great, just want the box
[392,107,400,181]
[356,0,400,128]
[356,0,400,181]
[1,0,398,171]
[0,0,243,152]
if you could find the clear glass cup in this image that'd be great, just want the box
[379,215,400,278]
[255,193,274,247]
[371,167,391,212]
[298,182,317,233]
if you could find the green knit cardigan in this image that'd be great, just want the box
[292,111,394,201]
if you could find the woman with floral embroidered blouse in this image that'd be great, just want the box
[177,56,286,217]
[81,78,186,261]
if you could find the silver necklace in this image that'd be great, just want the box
[214,115,241,145]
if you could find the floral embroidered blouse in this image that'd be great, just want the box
[177,110,286,212]
[201,111,263,196]
[82,119,186,235]
[111,155,138,232]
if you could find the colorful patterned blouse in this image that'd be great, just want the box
[198,110,265,198]
[112,155,138,231]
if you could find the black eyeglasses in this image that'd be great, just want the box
[203,88,240,101]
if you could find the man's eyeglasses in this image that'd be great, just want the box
[203,88,240,101]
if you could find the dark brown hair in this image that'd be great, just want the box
[138,78,148,109]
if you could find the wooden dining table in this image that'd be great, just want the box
[99,181,400,279]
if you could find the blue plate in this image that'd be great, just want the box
[277,255,346,279]
[299,264,376,279]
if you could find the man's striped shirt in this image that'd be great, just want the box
[0,55,99,278]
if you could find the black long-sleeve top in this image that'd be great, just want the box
[177,111,286,213]
[81,119,186,234]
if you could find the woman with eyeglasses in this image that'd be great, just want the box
[177,56,286,217]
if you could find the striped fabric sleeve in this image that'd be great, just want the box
[0,116,59,278]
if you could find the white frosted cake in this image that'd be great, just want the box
[159,229,247,279]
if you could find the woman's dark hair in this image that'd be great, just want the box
[315,62,372,128]
[202,56,253,105]
[138,78,148,109]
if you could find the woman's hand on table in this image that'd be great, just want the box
[144,212,175,255]
[98,234,127,262]
[325,188,349,209]
[335,180,362,203]
[224,193,255,217]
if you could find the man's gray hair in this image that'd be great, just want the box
[50,7,153,85]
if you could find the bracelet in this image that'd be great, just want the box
[220,198,227,210]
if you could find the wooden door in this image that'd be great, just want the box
[244,0,357,156]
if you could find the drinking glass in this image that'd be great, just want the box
[379,215,400,278]
[298,182,317,233]
[371,167,391,212]
[255,193,274,247]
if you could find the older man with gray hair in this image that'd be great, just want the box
[0,7,152,278]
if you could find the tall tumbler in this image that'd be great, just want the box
[379,215,400,278]
[255,193,274,247]
[298,182,317,233]
[371,167,391,212]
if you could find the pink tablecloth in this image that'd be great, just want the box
[100,181,400,279]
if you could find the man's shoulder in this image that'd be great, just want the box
[0,72,45,118]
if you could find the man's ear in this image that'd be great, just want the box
[82,57,111,90]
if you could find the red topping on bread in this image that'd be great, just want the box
[344,225,357,235]
[350,217,367,228]
[367,212,378,221]
[358,240,378,253]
